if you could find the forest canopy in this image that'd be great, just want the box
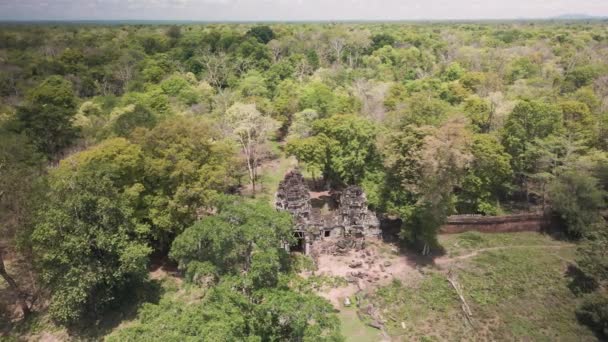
[0,21,607,340]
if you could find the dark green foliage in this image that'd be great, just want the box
[111,104,157,137]
[548,171,605,237]
[170,197,294,289]
[15,76,79,156]
[370,33,396,51]
[576,293,608,338]
[246,25,275,44]
[108,282,343,342]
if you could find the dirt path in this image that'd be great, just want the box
[435,244,576,266]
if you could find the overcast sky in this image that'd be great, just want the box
[0,0,607,21]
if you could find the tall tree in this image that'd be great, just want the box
[170,197,293,288]
[32,138,151,325]
[225,103,279,196]
[0,131,42,317]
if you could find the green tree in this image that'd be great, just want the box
[246,26,275,44]
[560,100,595,142]
[32,138,151,325]
[503,100,563,178]
[548,171,605,238]
[286,135,332,183]
[108,104,157,137]
[0,130,43,317]
[291,115,379,185]
[15,76,78,156]
[463,96,492,133]
[170,197,293,288]
[225,103,279,196]
[457,134,512,215]
[382,118,472,254]
[299,82,336,117]
[251,289,343,341]
[135,116,238,250]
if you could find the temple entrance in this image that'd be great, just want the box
[291,231,305,253]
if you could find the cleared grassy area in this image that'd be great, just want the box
[254,142,297,205]
[360,232,595,341]
[338,307,384,342]
[439,231,568,257]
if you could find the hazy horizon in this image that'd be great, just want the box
[0,0,607,21]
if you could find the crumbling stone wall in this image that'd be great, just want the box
[336,186,381,237]
[440,213,548,234]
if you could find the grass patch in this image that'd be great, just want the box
[439,231,566,257]
[365,232,594,341]
[291,254,317,273]
[338,307,382,342]
[359,275,465,340]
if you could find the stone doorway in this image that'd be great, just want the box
[291,232,306,253]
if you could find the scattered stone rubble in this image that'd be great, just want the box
[275,170,381,255]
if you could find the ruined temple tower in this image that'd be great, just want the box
[275,170,381,254]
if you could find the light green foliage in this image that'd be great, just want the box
[457,134,512,215]
[442,62,465,81]
[508,57,540,82]
[28,75,76,109]
[400,92,449,126]
[560,100,595,141]
[160,73,191,96]
[564,65,601,91]
[460,71,486,93]
[121,89,171,117]
[135,116,238,246]
[32,138,151,325]
[238,70,269,98]
[273,79,301,121]
[297,114,379,185]
[286,135,329,181]
[463,95,492,132]
[299,82,335,117]
[287,108,319,139]
[503,100,563,176]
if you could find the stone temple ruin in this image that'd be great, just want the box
[276,170,381,254]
